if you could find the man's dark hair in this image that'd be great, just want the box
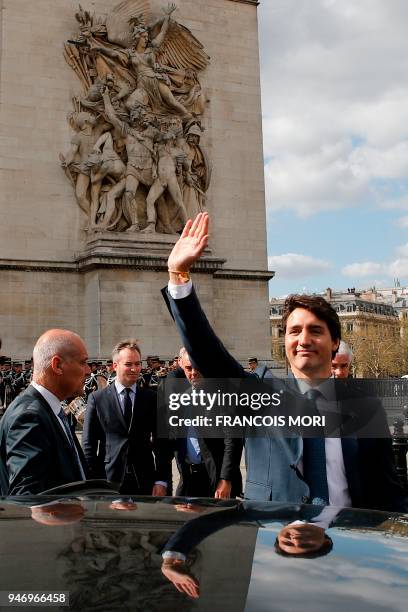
[282,294,341,343]
[274,535,333,559]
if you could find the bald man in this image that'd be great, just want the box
[0,329,91,495]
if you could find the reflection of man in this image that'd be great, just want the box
[161,502,343,598]
[82,340,170,495]
[172,348,242,498]
[31,501,86,526]
[163,213,407,512]
[332,340,352,378]
[0,330,90,495]
[161,499,402,597]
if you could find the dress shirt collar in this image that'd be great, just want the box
[114,379,137,395]
[296,377,335,401]
[31,381,63,417]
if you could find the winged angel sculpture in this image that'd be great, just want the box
[60,0,211,234]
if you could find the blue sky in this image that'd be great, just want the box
[258,0,408,297]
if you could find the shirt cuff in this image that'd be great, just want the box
[168,279,193,299]
[154,481,168,488]
[162,551,187,562]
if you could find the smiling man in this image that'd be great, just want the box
[162,213,407,512]
[82,339,170,495]
[0,329,91,495]
[283,295,340,380]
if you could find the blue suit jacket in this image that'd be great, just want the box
[162,286,407,512]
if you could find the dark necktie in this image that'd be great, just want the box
[58,408,84,478]
[302,389,329,505]
[123,388,133,428]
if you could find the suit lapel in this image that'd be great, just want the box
[26,386,84,477]
[27,386,74,452]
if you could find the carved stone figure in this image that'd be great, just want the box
[60,112,109,228]
[89,131,126,230]
[182,123,211,219]
[143,120,189,233]
[61,1,211,234]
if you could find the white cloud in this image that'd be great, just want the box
[342,262,385,278]
[349,142,408,180]
[265,144,370,216]
[388,258,408,278]
[342,255,408,280]
[259,0,408,217]
[268,253,331,278]
[396,216,408,227]
[396,243,408,257]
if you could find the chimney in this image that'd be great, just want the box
[326,288,332,300]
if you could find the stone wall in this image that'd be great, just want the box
[0,0,271,361]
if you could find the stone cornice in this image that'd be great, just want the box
[0,258,272,282]
[227,0,259,5]
[75,252,226,273]
[0,259,77,273]
[214,269,274,281]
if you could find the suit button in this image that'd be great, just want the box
[302,496,309,503]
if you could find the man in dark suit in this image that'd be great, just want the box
[82,339,170,495]
[170,348,242,498]
[162,213,407,512]
[0,329,91,495]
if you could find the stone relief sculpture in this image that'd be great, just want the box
[61,1,212,234]
[60,527,195,611]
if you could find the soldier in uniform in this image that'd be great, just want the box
[11,363,27,401]
[106,360,117,385]
[143,356,163,388]
[1,359,14,410]
[23,360,33,385]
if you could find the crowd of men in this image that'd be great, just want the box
[0,352,283,414]
[0,354,182,413]
[0,214,405,527]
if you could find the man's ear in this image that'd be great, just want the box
[332,339,340,354]
[50,355,63,375]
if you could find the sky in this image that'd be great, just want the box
[257,0,408,297]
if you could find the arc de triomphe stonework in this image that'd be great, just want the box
[0,0,272,360]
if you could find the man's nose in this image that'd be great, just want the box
[85,364,91,375]
[298,329,311,345]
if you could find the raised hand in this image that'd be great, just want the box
[167,213,209,273]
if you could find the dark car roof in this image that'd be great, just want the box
[0,497,406,611]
